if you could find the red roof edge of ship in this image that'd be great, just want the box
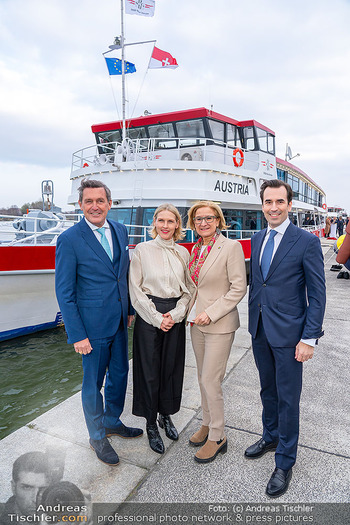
[91,107,275,135]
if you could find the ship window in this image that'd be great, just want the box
[107,208,132,225]
[175,119,205,138]
[208,119,225,143]
[227,124,240,148]
[267,133,275,154]
[142,208,157,226]
[256,128,268,152]
[97,131,122,145]
[287,173,299,199]
[127,127,147,140]
[277,168,286,181]
[149,123,177,149]
[242,127,256,150]
[148,123,175,138]
[225,210,243,230]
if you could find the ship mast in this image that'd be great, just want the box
[120,0,126,140]
[104,1,156,141]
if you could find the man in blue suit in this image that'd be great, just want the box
[55,179,142,466]
[245,180,326,497]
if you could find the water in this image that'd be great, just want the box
[0,326,133,440]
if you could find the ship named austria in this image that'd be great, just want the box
[0,106,326,342]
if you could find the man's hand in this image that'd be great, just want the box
[127,315,135,328]
[74,338,92,355]
[295,341,314,362]
[193,312,211,326]
[160,312,175,332]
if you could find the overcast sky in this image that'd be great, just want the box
[1,0,349,212]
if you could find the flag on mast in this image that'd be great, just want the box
[148,46,178,69]
[105,57,136,75]
[125,0,155,17]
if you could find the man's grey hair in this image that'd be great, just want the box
[78,179,111,202]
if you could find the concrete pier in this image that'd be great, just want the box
[1,240,349,517]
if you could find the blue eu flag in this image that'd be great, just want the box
[104,57,136,75]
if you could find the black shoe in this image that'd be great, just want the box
[105,422,143,439]
[266,468,292,498]
[89,437,119,466]
[157,414,179,441]
[244,438,278,459]
[330,264,342,271]
[337,271,345,279]
[344,272,349,279]
[146,424,165,454]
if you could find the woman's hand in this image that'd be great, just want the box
[160,312,175,332]
[193,312,211,326]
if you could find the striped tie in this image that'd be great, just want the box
[261,230,277,280]
[97,227,112,261]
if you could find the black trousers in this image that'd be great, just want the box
[132,296,186,423]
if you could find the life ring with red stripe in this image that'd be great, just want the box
[233,148,244,167]
[322,203,327,210]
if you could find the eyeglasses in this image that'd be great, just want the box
[193,215,218,224]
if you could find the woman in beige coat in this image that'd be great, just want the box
[187,200,247,463]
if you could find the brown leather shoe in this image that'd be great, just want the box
[189,425,209,447]
[194,437,227,463]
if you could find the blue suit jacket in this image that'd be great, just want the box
[55,218,133,344]
[248,223,326,347]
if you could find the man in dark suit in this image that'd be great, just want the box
[55,179,142,466]
[245,180,326,497]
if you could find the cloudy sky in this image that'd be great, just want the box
[1,0,350,212]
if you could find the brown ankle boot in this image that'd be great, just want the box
[194,437,227,463]
[189,425,209,447]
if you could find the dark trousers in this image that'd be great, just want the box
[81,321,129,440]
[252,317,303,471]
[132,296,186,423]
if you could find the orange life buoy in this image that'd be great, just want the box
[233,148,244,167]
[322,203,327,210]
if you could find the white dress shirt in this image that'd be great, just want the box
[260,218,316,348]
[84,217,114,259]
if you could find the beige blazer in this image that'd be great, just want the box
[188,234,247,334]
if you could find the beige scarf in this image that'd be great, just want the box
[154,235,195,296]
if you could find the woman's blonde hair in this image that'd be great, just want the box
[186,200,227,231]
[149,203,185,241]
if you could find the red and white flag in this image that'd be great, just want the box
[148,46,178,69]
[125,0,155,17]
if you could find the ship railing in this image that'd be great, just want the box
[71,138,262,172]
[0,213,80,246]
[301,224,325,238]
[125,224,257,247]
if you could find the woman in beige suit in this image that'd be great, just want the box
[187,200,247,463]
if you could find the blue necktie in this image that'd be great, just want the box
[261,230,277,280]
[97,227,113,261]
